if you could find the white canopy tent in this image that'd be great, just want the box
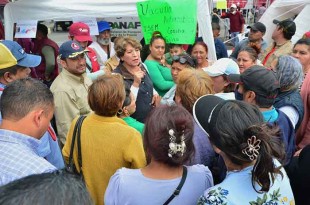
[4,0,217,61]
[259,0,310,45]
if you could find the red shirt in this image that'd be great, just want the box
[222,11,244,32]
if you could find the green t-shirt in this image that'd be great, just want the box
[144,60,174,96]
[123,117,144,136]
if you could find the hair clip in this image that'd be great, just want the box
[242,135,261,161]
[168,129,186,158]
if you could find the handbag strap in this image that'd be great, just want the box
[77,115,86,173]
[67,115,86,173]
[163,166,188,205]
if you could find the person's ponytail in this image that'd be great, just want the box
[244,124,285,192]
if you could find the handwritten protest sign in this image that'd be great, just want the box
[15,20,37,38]
[137,0,197,44]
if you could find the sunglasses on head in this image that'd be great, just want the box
[172,55,195,68]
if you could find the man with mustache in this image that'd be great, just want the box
[50,40,92,148]
[89,21,115,66]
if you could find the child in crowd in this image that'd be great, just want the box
[164,44,186,66]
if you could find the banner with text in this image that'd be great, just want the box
[100,17,143,41]
[137,0,197,44]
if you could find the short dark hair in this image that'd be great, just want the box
[0,78,54,120]
[0,64,21,76]
[210,100,285,192]
[116,83,131,117]
[88,74,125,117]
[143,105,195,166]
[243,84,276,108]
[0,170,93,205]
[37,23,48,37]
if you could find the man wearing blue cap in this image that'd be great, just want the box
[89,21,115,65]
[51,40,92,147]
[0,40,64,170]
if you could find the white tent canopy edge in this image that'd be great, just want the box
[259,0,310,45]
[4,0,217,61]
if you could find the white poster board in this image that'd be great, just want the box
[15,20,37,38]
[72,17,99,36]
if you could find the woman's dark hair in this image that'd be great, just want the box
[239,46,259,62]
[242,85,276,108]
[143,105,195,166]
[116,84,131,117]
[294,38,310,48]
[191,41,208,54]
[209,100,285,192]
[150,31,166,45]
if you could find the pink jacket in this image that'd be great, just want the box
[297,74,310,149]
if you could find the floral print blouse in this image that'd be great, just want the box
[197,161,295,205]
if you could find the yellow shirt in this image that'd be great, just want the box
[62,114,146,205]
[50,69,92,145]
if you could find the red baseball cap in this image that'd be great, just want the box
[69,22,92,43]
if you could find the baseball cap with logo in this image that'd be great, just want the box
[69,22,92,42]
[205,58,240,77]
[0,40,41,69]
[227,65,280,98]
[59,40,85,59]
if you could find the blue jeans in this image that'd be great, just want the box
[231,32,240,47]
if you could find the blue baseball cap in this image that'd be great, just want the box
[97,21,111,33]
[0,40,41,69]
[59,40,85,59]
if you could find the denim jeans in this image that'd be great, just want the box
[231,32,240,47]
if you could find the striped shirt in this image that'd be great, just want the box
[0,129,56,186]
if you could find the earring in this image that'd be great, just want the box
[117,109,123,115]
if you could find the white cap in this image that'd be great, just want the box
[230,4,237,9]
[205,58,240,77]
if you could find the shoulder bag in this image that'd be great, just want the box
[66,115,87,177]
[163,166,188,205]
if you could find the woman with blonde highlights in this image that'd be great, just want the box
[175,69,216,167]
[62,74,146,205]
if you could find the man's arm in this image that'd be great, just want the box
[42,46,56,81]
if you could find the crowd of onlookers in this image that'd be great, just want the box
[0,4,310,204]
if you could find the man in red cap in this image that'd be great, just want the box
[68,22,104,81]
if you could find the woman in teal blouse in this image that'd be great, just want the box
[144,31,174,96]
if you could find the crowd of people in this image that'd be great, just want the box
[0,5,310,205]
